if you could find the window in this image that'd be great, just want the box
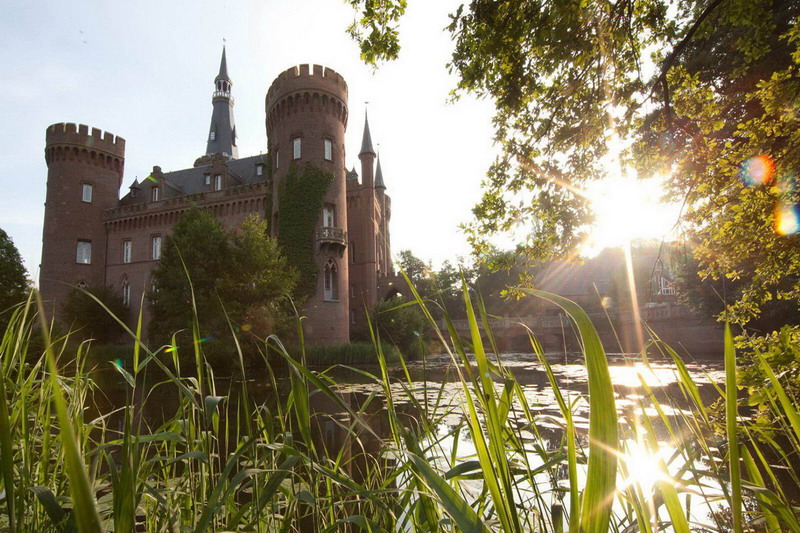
[350,285,355,298]
[350,241,355,263]
[121,278,131,308]
[323,205,335,227]
[323,259,338,301]
[151,235,162,260]
[274,149,279,169]
[205,174,211,186]
[76,240,91,264]
[151,187,159,202]
[76,280,88,289]
[214,175,222,191]
[82,183,93,203]
[131,189,137,198]
[324,138,333,161]
[351,310,356,324]
[209,131,216,141]
[256,164,263,176]
[292,137,301,159]
[122,240,132,263]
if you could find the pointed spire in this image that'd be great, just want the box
[216,45,230,81]
[375,153,386,189]
[359,110,376,157]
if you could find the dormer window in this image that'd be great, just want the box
[205,174,211,186]
[256,164,264,176]
[151,187,159,202]
[214,175,222,191]
[131,189,137,198]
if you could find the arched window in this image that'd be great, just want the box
[323,259,338,301]
[121,277,131,308]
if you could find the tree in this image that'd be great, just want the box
[372,297,427,354]
[62,285,127,343]
[347,1,800,329]
[0,228,29,330]
[149,209,296,350]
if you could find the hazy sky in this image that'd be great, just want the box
[1,0,498,280]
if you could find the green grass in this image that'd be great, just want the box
[0,283,798,532]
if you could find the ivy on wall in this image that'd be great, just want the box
[277,162,333,299]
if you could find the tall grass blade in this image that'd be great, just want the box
[724,323,743,533]
[524,289,618,533]
[35,291,102,532]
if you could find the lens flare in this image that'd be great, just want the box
[164,345,178,353]
[114,358,123,369]
[601,296,614,309]
[240,324,252,332]
[774,203,800,235]
[145,175,158,183]
[740,155,775,186]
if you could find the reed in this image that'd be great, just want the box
[0,282,797,532]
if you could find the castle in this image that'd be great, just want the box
[39,48,402,344]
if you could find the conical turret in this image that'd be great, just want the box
[206,46,238,159]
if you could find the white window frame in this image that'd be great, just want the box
[292,137,301,160]
[205,174,211,186]
[209,131,216,141]
[214,175,222,191]
[76,240,91,264]
[256,164,263,176]
[324,138,333,161]
[323,205,335,227]
[82,183,93,203]
[151,235,162,260]
[151,187,159,202]
[122,240,132,263]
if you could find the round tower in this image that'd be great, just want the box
[265,64,349,344]
[40,123,125,317]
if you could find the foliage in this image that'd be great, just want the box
[149,207,230,344]
[302,341,401,366]
[372,296,426,354]
[150,208,296,354]
[276,163,333,299]
[0,228,28,331]
[62,285,128,343]
[2,281,800,530]
[347,0,800,330]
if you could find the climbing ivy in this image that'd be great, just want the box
[277,162,333,299]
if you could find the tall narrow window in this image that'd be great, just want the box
[323,259,338,301]
[121,278,131,308]
[209,131,216,141]
[256,164,263,176]
[293,137,302,159]
[214,175,222,191]
[122,240,132,263]
[350,241,355,263]
[323,205,335,227]
[151,235,162,260]
[151,187,159,202]
[82,184,93,203]
[205,174,211,186]
[76,240,91,264]
[324,138,333,161]
[275,149,279,169]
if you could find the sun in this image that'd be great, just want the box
[582,170,681,256]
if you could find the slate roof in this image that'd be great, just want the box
[120,154,268,204]
[360,112,376,156]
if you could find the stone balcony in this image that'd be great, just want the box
[317,226,347,255]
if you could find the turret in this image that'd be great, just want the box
[358,111,376,187]
[205,46,238,159]
[40,123,125,317]
[265,64,350,344]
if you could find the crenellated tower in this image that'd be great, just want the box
[40,123,125,316]
[265,64,350,344]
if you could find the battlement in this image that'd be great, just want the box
[46,122,126,157]
[266,64,348,109]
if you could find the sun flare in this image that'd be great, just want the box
[583,171,681,256]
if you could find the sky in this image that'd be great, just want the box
[0,0,498,281]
